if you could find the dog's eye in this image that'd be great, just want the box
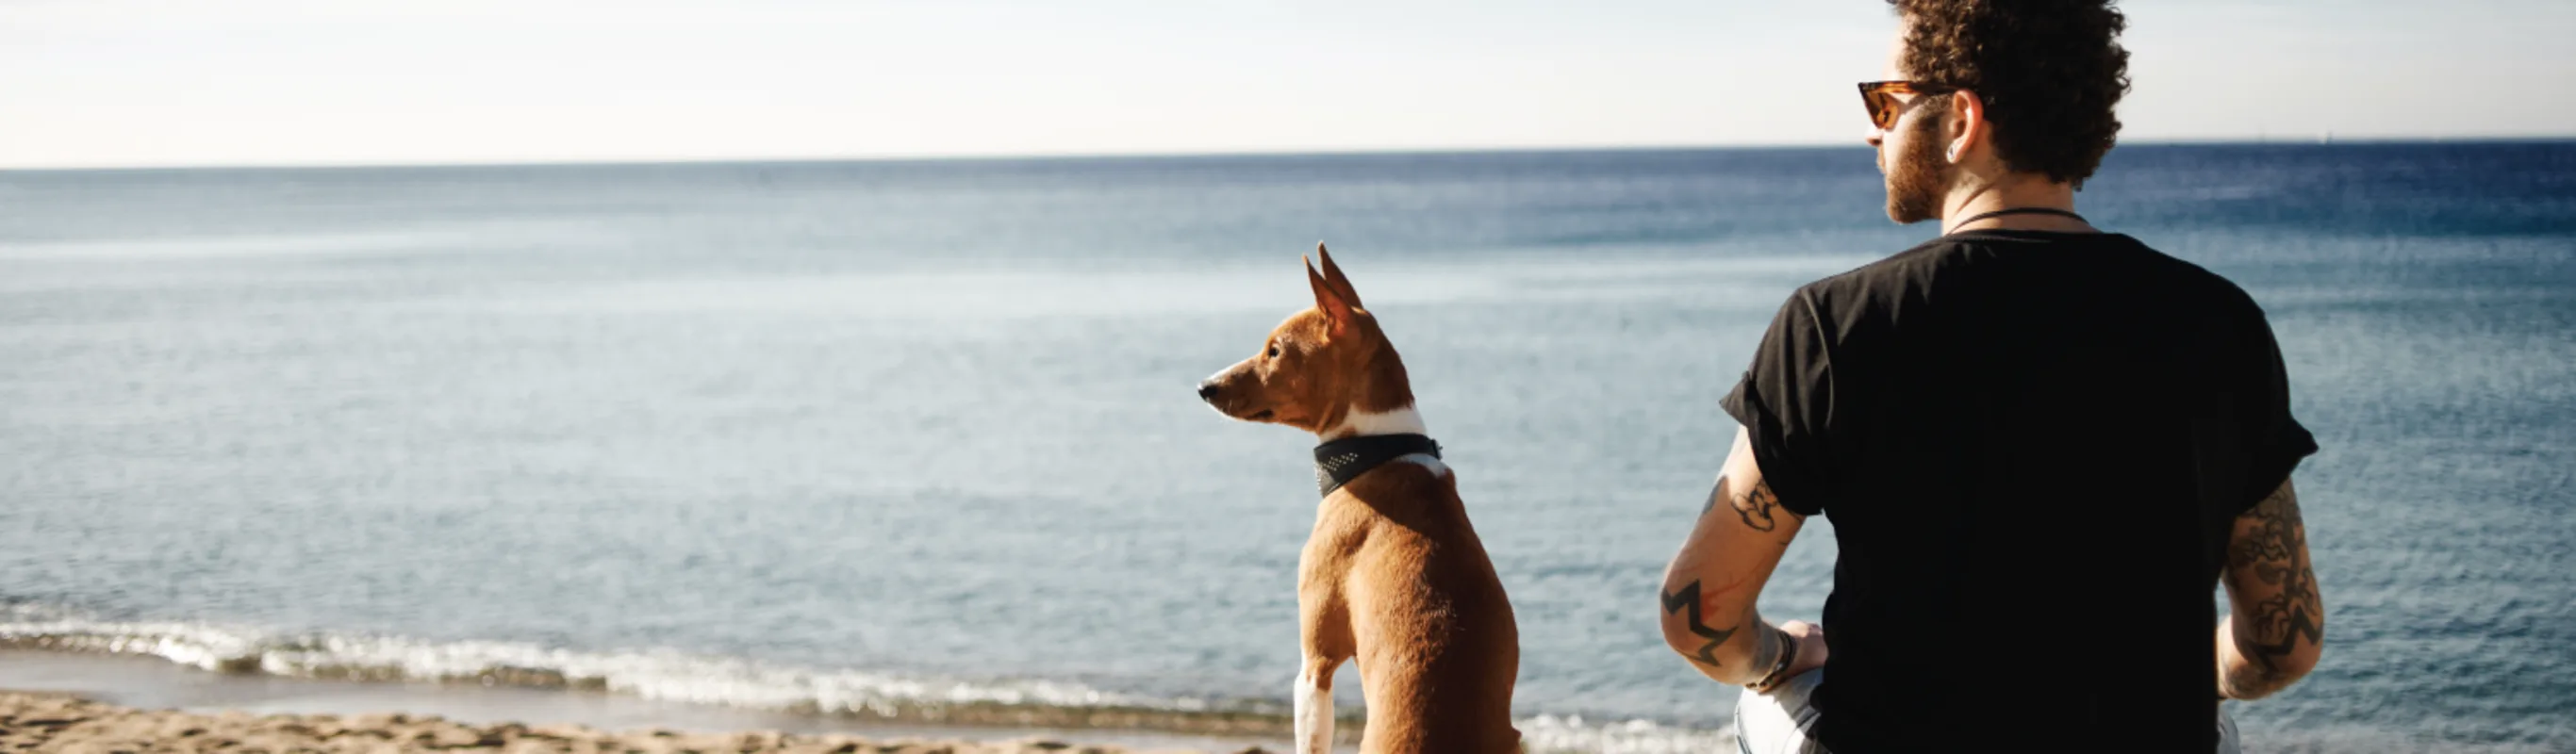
[1266,344,1281,358]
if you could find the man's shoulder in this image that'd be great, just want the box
[1781,234,1993,323]
[1797,235,1968,295]
[1797,231,2259,315]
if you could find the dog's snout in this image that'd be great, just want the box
[1197,381,1221,402]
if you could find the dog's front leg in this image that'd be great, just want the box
[1294,654,1339,754]
[1296,549,1354,754]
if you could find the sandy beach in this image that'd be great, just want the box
[0,692,1263,754]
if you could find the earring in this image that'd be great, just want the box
[1947,146,1959,162]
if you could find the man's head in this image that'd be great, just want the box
[1867,0,2132,223]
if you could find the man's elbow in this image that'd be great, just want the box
[1657,582,1755,679]
[1658,614,1733,674]
[2228,665,2313,701]
[2247,653,2321,699]
[2284,628,2325,676]
[1656,615,1704,661]
[2227,621,2326,700]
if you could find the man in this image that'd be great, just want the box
[1656,1,2325,752]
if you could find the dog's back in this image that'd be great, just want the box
[1304,458,1520,753]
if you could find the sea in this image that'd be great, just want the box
[2,142,2570,752]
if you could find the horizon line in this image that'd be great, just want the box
[7,135,2571,174]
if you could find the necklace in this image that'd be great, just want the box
[1947,206,2088,233]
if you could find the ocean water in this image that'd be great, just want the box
[2,142,2570,752]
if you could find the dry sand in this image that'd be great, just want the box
[0,692,1269,754]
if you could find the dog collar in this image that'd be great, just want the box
[1313,434,1442,497]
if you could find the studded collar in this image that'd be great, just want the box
[1313,434,1442,498]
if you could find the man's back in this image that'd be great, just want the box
[1661,6,2325,749]
[1721,229,2317,750]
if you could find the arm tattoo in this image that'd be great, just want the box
[2226,483,2323,692]
[1721,477,1788,533]
[1660,581,1742,668]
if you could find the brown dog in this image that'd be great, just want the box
[1197,244,1521,754]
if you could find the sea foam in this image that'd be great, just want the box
[0,615,1733,752]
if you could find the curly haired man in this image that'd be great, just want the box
[1656,2,2325,751]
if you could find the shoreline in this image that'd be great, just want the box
[0,691,1241,754]
[0,650,1288,754]
[0,610,1748,753]
[0,631,1742,753]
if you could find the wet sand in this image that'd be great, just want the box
[0,651,1284,754]
[0,692,1268,754]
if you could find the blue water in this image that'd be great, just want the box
[2,142,2571,751]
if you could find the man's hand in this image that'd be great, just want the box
[1776,619,1829,682]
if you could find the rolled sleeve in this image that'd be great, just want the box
[1722,290,1842,516]
[2234,309,2320,516]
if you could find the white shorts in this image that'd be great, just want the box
[1731,669,2244,754]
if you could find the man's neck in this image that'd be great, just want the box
[1940,174,2089,235]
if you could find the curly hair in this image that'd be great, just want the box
[1888,0,2132,188]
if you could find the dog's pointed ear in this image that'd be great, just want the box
[1306,254,1354,336]
[1315,241,1363,310]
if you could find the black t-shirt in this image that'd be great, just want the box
[1721,230,2318,752]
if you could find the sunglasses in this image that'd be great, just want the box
[1858,80,1956,131]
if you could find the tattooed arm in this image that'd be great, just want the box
[1658,427,1821,686]
[2217,477,2326,700]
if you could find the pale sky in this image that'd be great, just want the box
[3,0,2569,169]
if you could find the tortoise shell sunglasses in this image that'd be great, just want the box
[1858,80,1957,131]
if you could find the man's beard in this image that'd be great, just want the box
[1884,108,1951,224]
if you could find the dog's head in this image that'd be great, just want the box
[1198,243,1411,434]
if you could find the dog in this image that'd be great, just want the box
[1197,243,1521,754]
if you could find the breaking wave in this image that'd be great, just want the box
[0,609,1731,753]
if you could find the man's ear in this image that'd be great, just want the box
[1314,241,1364,310]
[1946,90,1986,164]
[1306,255,1354,336]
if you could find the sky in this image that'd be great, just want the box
[3,0,2570,169]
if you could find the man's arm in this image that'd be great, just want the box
[2216,477,2326,700]
[1658,427,1822,686]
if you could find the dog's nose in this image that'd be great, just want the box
[1197,381,1220,402]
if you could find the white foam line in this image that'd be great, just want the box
[0,617,1736,753]
[0,619,1176,713]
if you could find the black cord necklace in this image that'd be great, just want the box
[1947,206,2088,232]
